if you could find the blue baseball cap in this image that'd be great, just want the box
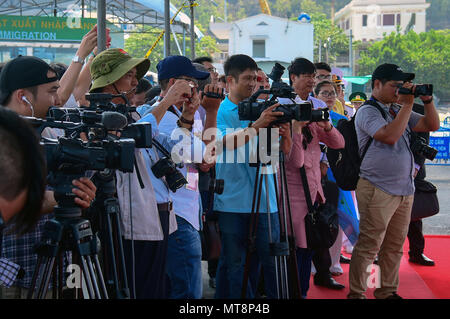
[157,55,210,81]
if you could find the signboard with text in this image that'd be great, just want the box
[0,15,98,42]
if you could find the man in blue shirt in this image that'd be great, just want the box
[153,56,221,299]
[214,54,292,299]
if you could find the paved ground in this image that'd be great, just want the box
[201,164,450,298]
[422,164,450,235]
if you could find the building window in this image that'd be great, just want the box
[396,13,401,25]
[362,14,368,27]
[383,14,395,26]
[345,19,349,30]
[252,40,265,58]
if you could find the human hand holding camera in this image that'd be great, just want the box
[316,120,333,132]
[77,25,99,60]
[251,103,284,132]
[72,177,97,209]
[161,80,193,107]
[201,84,224,113]
[397,82,415,107]
[291,119,309,134]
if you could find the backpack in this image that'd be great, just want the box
[326,100,386,191]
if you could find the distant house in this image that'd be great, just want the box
[334,0,430,42]
[209,14,314,75]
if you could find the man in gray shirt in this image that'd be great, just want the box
[348,63,440,299]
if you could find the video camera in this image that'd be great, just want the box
[48,92,153,148]
[26,115,136,173]
[238,63,329,125]
[398,84,433,98]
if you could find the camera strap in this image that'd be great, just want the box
[134,158,145,189]
[299,166,316,215]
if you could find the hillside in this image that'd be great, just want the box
[172,0,448,32]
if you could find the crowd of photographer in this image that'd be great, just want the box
[0,24,440,300]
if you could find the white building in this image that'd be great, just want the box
[334,0,430,42]
[212,14,314,74]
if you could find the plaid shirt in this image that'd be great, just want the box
[0,214,52,288]
[0,258,21,288]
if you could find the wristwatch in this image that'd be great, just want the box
[72,55,85,65]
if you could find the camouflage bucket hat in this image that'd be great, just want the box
[90,48,150,92]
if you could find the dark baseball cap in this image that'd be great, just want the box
[372,63,415,82]
[0,56,58,104]
[157,55,210,81]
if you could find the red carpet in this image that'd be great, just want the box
[308,235,450,299]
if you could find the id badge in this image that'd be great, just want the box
[186,166,198,191]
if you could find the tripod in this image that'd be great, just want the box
[88,169,130,299]
[27,174,109,299]
[241,127,301,299]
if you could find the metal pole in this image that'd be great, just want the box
[190,0,195,59]
[224,0,227,22]
[164,0,171,57]
[97,0,107,53]
[349,29,353,76]
[183,26,186,56]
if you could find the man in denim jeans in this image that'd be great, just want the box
[155,56,221,299]
[213,54,292,298]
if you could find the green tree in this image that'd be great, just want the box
[357,29,450,100]
[125,26,219,73]
[300,0,348,63]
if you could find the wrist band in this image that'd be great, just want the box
[177,119,192,131]
[179,115,194,125]
[422,97,433,104]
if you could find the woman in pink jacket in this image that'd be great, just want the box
[283,118,345,298]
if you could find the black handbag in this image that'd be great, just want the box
[300,166,339,250]
[411,179,439,221]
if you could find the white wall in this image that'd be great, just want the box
[229,15,314,63]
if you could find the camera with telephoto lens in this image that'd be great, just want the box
[410,135,438,161]
[398,84,433,98]
[151,157,188,193]
[238,63,329,125]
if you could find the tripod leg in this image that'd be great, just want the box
[92,254,109,299]
[111,211,130,297]
[85,255,102,299]
[27,255,45,299]
[37,256,56,299]
[241,166,264,299]
[105,211,121,296]
[79,255,96,299]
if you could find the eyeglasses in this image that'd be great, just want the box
[316,74,332,80]
[300,73,316,80]
[207,67,217,73]
[319,91,336,97]
[174,77,198,86]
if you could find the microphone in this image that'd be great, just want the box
[101,111,128,130]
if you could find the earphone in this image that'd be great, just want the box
[21,96,34,117]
